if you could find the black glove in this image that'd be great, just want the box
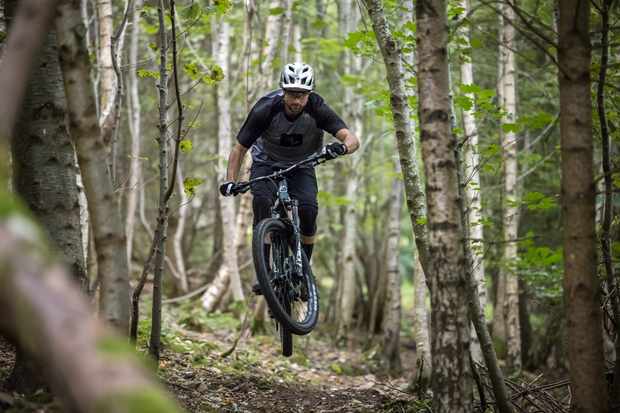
[324,142,348,160]
[219,181,238,197]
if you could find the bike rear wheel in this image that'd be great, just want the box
[253,218,319,336]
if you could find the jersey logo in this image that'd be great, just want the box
[279,133,303,147]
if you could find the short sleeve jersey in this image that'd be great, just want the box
[237,90,347,166]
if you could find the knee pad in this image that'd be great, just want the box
[298,203,318,236]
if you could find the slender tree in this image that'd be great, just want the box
[416,0,472,410]
[126,0,143,273]
[457,0,487,363]
[498,1,521,371]
[202,11,244,311]
[558,0,608,411]
[55,0,131,333]
[363,0,430,278]
[382,163,403,374]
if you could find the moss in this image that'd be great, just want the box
[97,337,158,373]
[96,336,137,358]
[95,388,182,413]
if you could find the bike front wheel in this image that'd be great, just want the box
[253,218,319,336]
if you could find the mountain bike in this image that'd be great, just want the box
[232,149,335,356]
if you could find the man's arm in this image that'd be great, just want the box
[335,128,360,154]
[226,143,249,181]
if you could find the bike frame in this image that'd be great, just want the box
[236,152,330,277]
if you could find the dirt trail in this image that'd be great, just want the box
[0,328,419,412]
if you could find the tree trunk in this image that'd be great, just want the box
[382,167,402,374]
[0,0,58,139]
[499,1,521,372]
[149,0,170,360]
[363,0,430,279]
[95,0,115,124]
[172,165,189,292]
[0,220,182,413]
[253,0,284,97]
[491,12,507,345]
[9,6,86,291]
[216,14,243,303]
[55,0,130,333]
[416,0,472,410]
[458,0,487,364]
[6,1,86,394]
[336,0,362,344]
[412,257,432,390]
[558,1,608,411]
[126,0,143,275]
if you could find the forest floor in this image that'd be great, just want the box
[0,300,425,412]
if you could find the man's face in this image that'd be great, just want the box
[283,90,310,115]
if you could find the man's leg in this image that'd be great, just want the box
[288,167,319,262]
[250,164,276,294]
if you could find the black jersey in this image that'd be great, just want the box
[237,90,347,166]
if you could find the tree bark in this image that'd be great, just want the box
[458,0,487,364]
[416,0,472,410]
[412,257,432,389]
[558,1,608,411]
[9,6,86,291]
[149,0,171,360]
[0,219,182,413]
[363,0,430,280]
[172,165,189,293]
[499,1,521,372]
[95,0,115,124]
[253,0,284,97]
[0,0,58,139]
[336,0,362,344]
[55,0,130,333]
[216,14,243,303]
[382,166,402,374]
[126,0,143,274]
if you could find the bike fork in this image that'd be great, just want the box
[290,200,303,275]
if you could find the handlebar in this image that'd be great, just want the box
[233,150,332,195]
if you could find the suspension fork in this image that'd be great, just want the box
[290,199,303,275]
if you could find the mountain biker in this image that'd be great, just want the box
[219,62,360,291]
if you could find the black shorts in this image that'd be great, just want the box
[250,163,318,236]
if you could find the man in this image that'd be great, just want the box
[220,62,359,289]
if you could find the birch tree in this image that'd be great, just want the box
[55,0,130,333]
[202,12,244,311]
[364,0,432,382]
[336,0,363,344]
[382,165,402,374]
[558,0,608,410]
[126,0,143,273]
[498,1,521,371]
[458,0,487,363]
[416,0,471,409]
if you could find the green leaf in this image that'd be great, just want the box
[183,177,205,197]
[470,37,483,48]
[522,191,557,211]
[501,123,520,133]
[269,6,285,15]
[403,21,416,34]
[137,69,160,80]
[180,140,193,153]
[182,3,202,20]
[460,83,482,94]
[613,172,620,189]
[454,94,473,111]
[416,216,427,226]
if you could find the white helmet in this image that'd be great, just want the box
[280,62,315,91]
